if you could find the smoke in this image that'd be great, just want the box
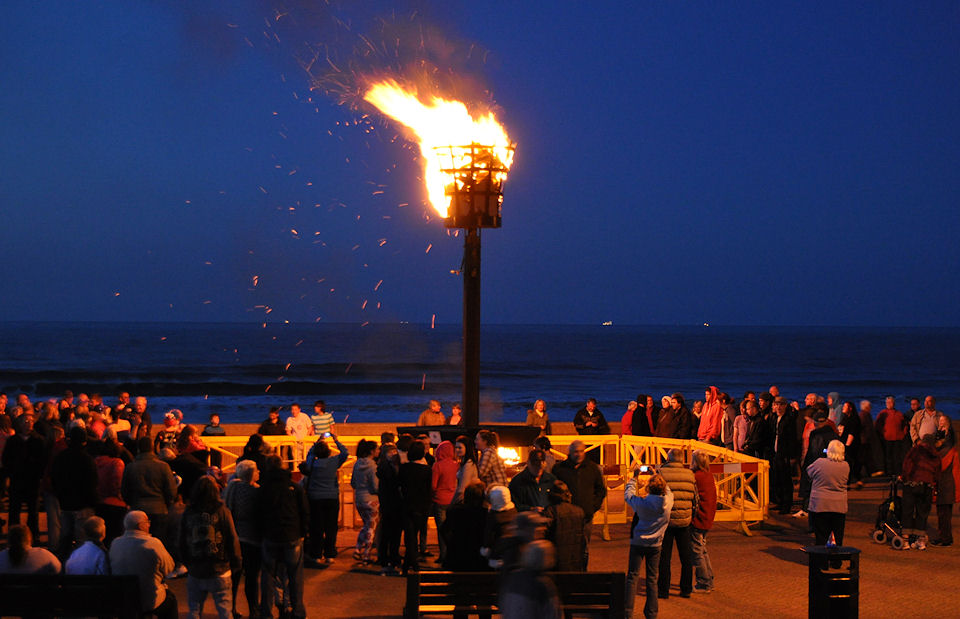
[253,1,500,113]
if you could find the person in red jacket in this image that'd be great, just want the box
[620,401,638,436]
[901,434,941,550]
[876,396,907,476]
[697,387,723,446]
[690,450,717,593]
[431,441,459,564]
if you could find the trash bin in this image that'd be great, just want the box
[802,545,860,619]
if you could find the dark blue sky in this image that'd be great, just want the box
[2,1,958,326]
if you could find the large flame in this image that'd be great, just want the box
[498,446,521,467]
[363,79,513,217]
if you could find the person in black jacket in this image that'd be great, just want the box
[655,394,692,440]
[553,441,606,569]
[377,443,403,575]
[257,407,286,436]
[257,455,309,619]
[573,399,610,464]
[3,414,46,540]
[632,395,656,437]
[573,399,610,436]
[399,441,432,575]
[770,397,799,514]
[797,404,840,517]
[51,426,99,558]
[440,480,487,571]
[838,401,863,488]
[741,401,767,458]
[543,479,585,571]
[179,476,242,619]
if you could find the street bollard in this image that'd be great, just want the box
[802,545,860,619]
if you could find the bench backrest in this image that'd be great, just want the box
[406,571,625,617]
[0,573,142,618]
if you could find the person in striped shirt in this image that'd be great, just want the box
[311,400,335,436]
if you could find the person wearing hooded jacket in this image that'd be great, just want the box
[351,439,379,563]
[656,449,697,599]
[431,440,458,564]
[827,392,843,426]
[697,387,723,445]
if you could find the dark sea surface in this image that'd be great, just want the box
[0,322,957,425]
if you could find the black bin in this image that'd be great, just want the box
[802,545,860,619]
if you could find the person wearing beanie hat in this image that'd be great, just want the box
[482,485,517,568]
[488,485,515,512]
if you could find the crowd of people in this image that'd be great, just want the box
[0,387,957,618]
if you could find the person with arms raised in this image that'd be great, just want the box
[301,433,348,565]
[624,471,673,619]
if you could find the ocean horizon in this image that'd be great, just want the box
[1,321,957,426]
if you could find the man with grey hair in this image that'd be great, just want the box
[65,516,109,575]
[910,396,944,445]
[553,440,606,569]
[110,510,177,619]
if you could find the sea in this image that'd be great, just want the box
[0,322,958,425]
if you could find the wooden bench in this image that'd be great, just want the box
[404,571,625,618]
[0,573,142,618]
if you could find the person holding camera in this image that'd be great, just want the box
[624,465,673,619]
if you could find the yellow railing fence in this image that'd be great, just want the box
[203,433,769,536]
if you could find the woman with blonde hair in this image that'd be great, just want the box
[806,440,849,545]
[526,399,551,435]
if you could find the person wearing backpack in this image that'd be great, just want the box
[179,476,242,619]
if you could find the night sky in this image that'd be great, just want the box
[2,1,958,327]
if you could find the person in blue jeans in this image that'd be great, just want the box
[179,476,242,619]
[690,450,717,593]
[257,455,310,619]
[624,468,673,619]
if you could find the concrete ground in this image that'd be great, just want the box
[162,477,958,619]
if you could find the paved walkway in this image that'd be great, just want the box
[164,478,958,618]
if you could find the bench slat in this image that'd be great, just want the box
[405,571,625,618]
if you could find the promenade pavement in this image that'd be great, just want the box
[164,477,958,619]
